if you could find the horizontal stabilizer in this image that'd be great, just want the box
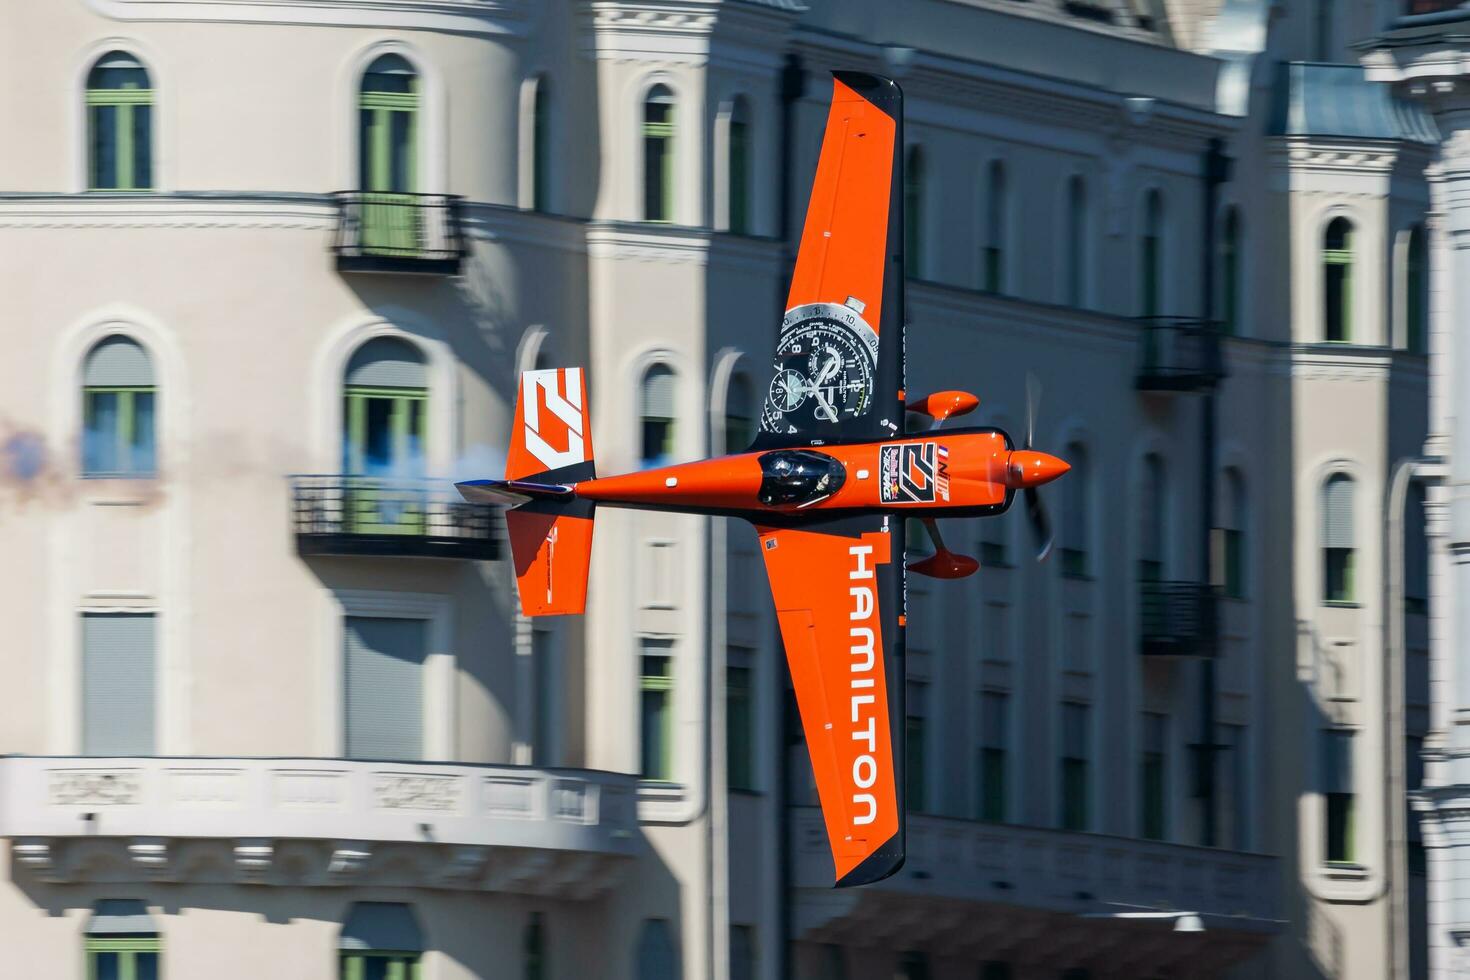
[456,479,575,507]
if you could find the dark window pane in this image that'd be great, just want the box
[84,390,120,475]
[906,715,926,812]
[365,398,394,473]
[641,689,669,779]
[1325,548,1354,602]
[365,957,390,980]
[645,136,669,221]
[133,104,153,189]
[132,390,156,474]
[136,951,160,980]
[1326,792,1354,862]
[94,951,121,980]
[359,108,374,189]
[390,111,413,192]
[92,105,118,189]
[1326,264,1349,341]
[642,418,673,465]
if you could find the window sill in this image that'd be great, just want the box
[1059,572,1094,583]
[1323,862,1369,881]
[1321,601,1362,609]
[81,472,158,480]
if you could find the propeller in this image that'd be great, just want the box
[1023,372,1055,562]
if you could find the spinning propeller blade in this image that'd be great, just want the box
[1023,372,1055,562]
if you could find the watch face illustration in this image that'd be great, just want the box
[761,302,879,434]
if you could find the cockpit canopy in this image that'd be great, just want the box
[757,450,847,507]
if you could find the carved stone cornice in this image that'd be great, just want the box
[84,0,528,37]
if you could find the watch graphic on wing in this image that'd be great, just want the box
[761,301,879,434]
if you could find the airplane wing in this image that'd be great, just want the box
[757,72,905,448]
[756,514,906,886]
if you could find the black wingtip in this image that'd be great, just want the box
[833,833,906,888]
[831,71,903,115]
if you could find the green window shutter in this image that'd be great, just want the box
[344,617,427,761]
[82,613,156,756]
[643,87,676,223]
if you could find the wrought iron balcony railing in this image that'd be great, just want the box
[331,192,466,275]
[1135,317,1225,393]
[1139,580,1218,657]
[291,475,497,560]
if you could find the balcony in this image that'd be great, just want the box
[291,475,498,560]
[0,756,640,896]
[331,192,466,275]
[1140,581,1218,657]
[790,808,1279,971]
[1135,318,1225,393]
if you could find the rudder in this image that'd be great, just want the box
[505,368,597,617]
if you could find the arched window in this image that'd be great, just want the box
[723,373,754,454]
[1066,175,1087,307]
[983,160,1007,293]
[636,919,678,980]
[727,97,751,235]
[643,85,676,222]
[640,364,676,467]
[1139,453,1166,581]
[1324,218,1354,343]
[1060,442,1089,577]
[1220,208,1241,335]
[87,52,153,191]
[1407,223,1427,353]
[532,78,552,213]
[343,336,428,478]
[359,54,420,252]
[905,145,925,279]
[1322,474,1356,602]
[82,336,156,477]
[1219,467,1247,598]
[1140,190,1164,317]
[524,911,546,980]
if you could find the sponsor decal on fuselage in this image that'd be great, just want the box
[878,441,950,504]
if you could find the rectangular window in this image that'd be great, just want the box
[728,119,749,235]
[906,680,928,813]
[727,647,755,791]
[1140,712,1167,840]
[640,644,674,781]
[87,937,161,980]
[344,616,428,761]
[1322,729,1355,864]
[1059,702,1090,831]
[340,952,421,980]
[82,612,156,756]
[1222,527,1245,598]
[83,387,156,477]
[1324,547,1355,603]
[978,691,1008,822]
[1060,547,1087,579]
[1220,723,1250,850]
[643,104,674,223]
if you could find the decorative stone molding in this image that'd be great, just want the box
[48,769,142,807]
[0,193,335,230]
[327,841,373,878]
[233,839,275,880]
[373,773,462,813]
[128,837,170,876]
[437,845,489,884]
[84,0,527,36]
[12,839,52,873]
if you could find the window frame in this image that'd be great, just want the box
[727,98,751,236]
[82,384,157,478]
[642,86,676,223]
[1323,217,1355,343]
[86,53,154,192]
[639,364,677,468]
[340,950,423,980]
[86,935,161,980]
[640,647,675,781]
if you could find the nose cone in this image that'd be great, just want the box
[1007,450,1070,488]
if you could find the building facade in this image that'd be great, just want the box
[0,0,1435,978]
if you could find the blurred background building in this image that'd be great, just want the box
[0,0,1439,978]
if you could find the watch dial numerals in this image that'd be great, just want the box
[761,303,878,433]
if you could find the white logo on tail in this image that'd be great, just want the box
[524,369,585,470]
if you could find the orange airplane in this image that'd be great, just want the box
[459,72,1068,887]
